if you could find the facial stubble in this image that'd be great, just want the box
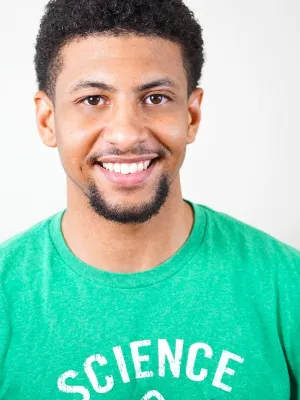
[87,173,170,224]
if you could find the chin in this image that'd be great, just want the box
[87,175,170,224]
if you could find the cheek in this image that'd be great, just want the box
[55,117,97,176]
[155,113,188,154]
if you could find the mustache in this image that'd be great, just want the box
[87,145,168,165]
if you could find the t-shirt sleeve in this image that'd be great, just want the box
[0,241,12,387]
[276,244,300,398]
[0,284,10,385]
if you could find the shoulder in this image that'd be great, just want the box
[0,211,63,272]
[196,203,300,313]
[198,203,300,267]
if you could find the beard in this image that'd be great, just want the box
[87,174,170,224]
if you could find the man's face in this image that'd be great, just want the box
[36,34,203,223]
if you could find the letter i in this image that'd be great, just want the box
[113,346,131,383]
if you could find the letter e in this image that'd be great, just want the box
[212,350,244,392]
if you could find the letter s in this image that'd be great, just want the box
[57,370,90,400]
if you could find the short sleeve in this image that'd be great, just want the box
[276,244,300,398]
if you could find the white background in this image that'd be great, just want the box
[0,0,299,249]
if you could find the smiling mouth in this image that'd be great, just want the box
[97,158,157,175]
[95,158,159,187]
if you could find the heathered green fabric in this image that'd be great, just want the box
[1,201,300,399]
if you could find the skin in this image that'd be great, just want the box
[34,34,203,273]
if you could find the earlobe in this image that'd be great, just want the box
[34,91,57,148]
[186,88,204,145]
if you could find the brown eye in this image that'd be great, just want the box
[83,96,104,106]
[150,95,162,104]
[144,94,169,105]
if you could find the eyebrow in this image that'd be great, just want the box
[68,78,180,94]
[135,78,179,93]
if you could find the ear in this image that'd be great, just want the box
[186,87,204,145]
[34,90,57,148]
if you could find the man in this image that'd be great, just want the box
[0,0,299,399]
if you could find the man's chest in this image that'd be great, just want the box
[1,298,290,400]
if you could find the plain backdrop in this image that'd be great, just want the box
[0,0,299,249]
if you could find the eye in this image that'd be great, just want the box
[144,94,169,105]
[82,96,105,106]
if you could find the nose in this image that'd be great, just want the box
[102,99,148,152]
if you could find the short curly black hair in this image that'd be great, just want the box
[34,0,205,99]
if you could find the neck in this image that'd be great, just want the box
[61,178,194,273]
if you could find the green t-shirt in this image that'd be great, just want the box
[1,201,300,399]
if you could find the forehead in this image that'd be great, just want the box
[55,34,187,93]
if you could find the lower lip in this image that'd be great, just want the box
[95,160,157,187]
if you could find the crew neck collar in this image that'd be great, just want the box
[49,200,207,289]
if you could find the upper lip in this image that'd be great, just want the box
[96,155,158,164]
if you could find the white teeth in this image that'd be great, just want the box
[120,164,130,174]
[144,160,150,169]
[137,162,144,172]
[114,163,121,173]
[101,160,154,174]
[129,163,138,174]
